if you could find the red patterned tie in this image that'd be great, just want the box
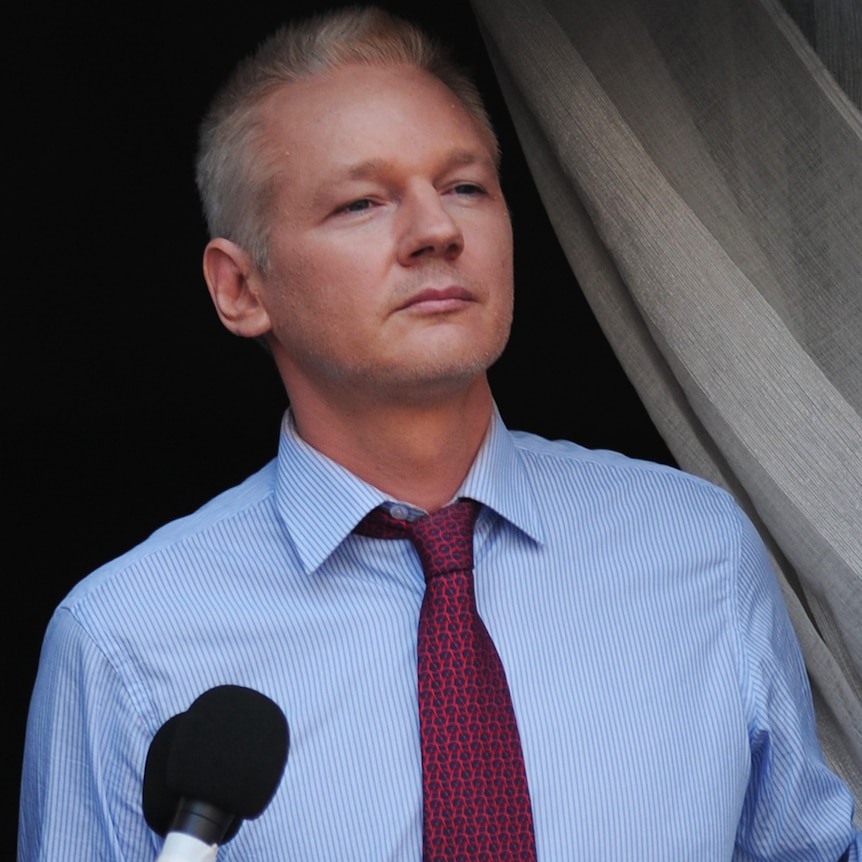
[355,499,537,860]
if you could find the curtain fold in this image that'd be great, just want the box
[471,0,861,805]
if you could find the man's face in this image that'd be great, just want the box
[249,62,514,408]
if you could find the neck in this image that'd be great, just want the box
[287,377,495,512]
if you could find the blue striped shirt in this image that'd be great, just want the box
[20,410,859,860]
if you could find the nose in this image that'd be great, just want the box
[396,184,464,265]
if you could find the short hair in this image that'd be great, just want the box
[195,5,498,272]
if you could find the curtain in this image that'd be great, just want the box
[470,0,862,807]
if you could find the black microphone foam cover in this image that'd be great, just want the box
[143,712,244,842]
[166,685,289,819]
[143,713,183,836]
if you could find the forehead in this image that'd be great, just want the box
[254,64,497,196]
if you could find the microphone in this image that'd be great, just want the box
[143,685,289,861]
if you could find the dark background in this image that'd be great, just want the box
[11,0,673,852]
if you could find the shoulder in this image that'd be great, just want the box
[511,428,738,515]
[61,458,280,613]
[509,427,684,479]
[36,457,285,729]
[505,428,755,575]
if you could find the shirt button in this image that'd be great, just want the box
[390,504,410,520]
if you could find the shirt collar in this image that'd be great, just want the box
[457,407,544,545]
[274,406,544,573]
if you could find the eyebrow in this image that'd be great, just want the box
[346,149,493,178]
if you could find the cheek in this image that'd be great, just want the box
[267,247,333,316]
[486,228,515,293]
[298,234,387,298]
[475,208,513,267]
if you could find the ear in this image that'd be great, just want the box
[202,238,272,338]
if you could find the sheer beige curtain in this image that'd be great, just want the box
[471,0,861,805]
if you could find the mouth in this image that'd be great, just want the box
[396,286,475,313]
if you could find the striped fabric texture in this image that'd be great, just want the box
[19,410,859,860]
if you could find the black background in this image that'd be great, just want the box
[11,0,673,850]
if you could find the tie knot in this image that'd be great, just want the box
[354,498,481,582]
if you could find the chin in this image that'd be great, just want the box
[371,344,506,401]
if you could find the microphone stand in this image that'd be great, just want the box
[156,832,218,862]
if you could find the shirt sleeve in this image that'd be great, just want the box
[18,606,160,862]
[731,512,860,860]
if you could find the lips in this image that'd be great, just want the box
[397,285,474,312]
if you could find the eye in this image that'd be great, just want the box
[450,183,485,197]
[336,198,375,214]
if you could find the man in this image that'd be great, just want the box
[19,6,860,860]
